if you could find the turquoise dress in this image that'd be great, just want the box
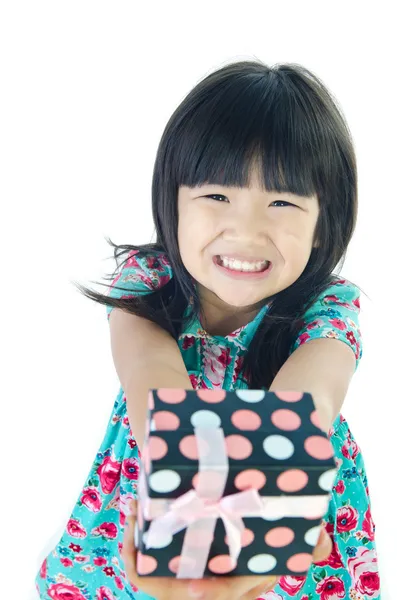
[35,251,381,600]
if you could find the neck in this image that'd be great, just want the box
[197,284,265,336]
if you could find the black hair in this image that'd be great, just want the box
[74,59,368,389]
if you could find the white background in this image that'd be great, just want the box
[1,2,395,599]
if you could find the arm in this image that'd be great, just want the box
[268,337,356,433]
[109,308,193,449]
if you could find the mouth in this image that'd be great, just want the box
[215,255,271,273]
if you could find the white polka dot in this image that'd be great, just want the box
[190,410,221,428]
[236,390,266,403]
[149,470,181,493]
[263,435,294,460]
[247,553,277,573]
[262,514,284,522]
[318,468,337,491]
[134,521,139,548]
[143,529,173,549]
[304,525,321,546]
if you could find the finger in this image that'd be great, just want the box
[312,526,333,563]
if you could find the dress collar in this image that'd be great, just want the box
[180,300,271,349]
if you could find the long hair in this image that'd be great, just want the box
[75,59,367,389]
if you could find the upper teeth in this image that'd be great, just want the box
[219,255,268,272]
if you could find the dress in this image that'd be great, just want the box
[35,250,381,600]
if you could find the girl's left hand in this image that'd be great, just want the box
[121,500,332,600]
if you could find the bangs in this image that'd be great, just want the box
[172,71,331,199]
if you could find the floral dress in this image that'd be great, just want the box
[35,251,381,600]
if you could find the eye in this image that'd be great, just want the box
[271,200,296,207]
[204,194,229,202]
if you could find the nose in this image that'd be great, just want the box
[223,202,269,243]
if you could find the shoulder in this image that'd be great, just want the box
[106,249,173,319]
[112,249,173,291]
[291,276,363,370]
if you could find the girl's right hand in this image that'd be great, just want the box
[121,499,279,600]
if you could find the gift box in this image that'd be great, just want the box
[135,389,337,579]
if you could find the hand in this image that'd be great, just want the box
[121,499,332,600]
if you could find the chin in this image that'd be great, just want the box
[215,290,264,309]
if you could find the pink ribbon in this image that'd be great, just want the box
[139,426,331,579]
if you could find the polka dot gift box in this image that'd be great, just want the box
[135,389,337,579]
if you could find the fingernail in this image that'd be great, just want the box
[188,582,204,598]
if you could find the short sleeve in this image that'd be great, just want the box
[290,277,363,371]
[106,250,173,320]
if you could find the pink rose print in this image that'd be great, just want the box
[96,586,116,600]
[121,457,140,480]
[341,443,350,459]
[182,335,195,350]
[315,575,345,600]
[97,456,122,495]
[315,521,343,569]
[94,556,107,566]
[348,547,380,597]
[350,439,359,459]
[202,340,230,386]
[115,576,124,590]
[189,373,199,388]
[336,505,358,533]
[120,492,136,517]
[92,521,118,539]
[81,486,103,512]
[362,506,375,541]
[48,583,87,600]
[329,317,347,331]
[60,557,73,568]
[66,518,87,538]
[74,555,89,563]
[257,592,283,600]
[39,558,47,578]
[334,480,345,494]
[278,575,305,595]
[69,543,82,553]
[103,565,116,577]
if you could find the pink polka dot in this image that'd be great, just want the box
[208,554,237,574]
[231,409,262,430]
[234,469,267,491]
[277,469,308,492]
[137,552,157,575]
[271,409,301,431]
[192,470,225,491]
[196,390,227,403]
[310,410,321,429]
[148,391,154,410]
[287,553,313,573]
[275,391,303,402]
[153,411,180,430]
[225,435,253,459]
[168,555,197,574]
[157,389,187,403]
[179,435,210,460]
[148,436,168,460]
[304,436,334,460]
[265,527,295,547]
[225,527,254,548]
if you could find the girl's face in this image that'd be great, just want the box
[177,166,320,315]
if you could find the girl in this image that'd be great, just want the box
[35,60,380,600]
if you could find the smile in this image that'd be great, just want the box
[213,255,273,280]
[216,255,270,272]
